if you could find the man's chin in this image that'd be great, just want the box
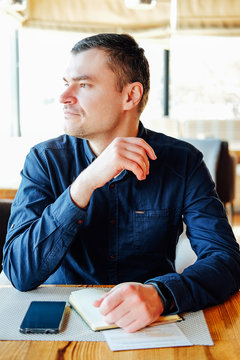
[64,126,87,139]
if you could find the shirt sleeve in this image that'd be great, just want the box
[2,146,86,291]
[146,149,240,314]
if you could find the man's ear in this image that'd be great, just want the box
[123,82,143,111]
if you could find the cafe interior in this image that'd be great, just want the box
[1,0,239,244]
[0,0,240,257]
[0,1,240,358]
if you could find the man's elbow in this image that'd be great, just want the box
[12,280,38,292]
[3,264,39,292]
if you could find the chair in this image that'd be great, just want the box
[182,138,237,223]
[215,141,237,223]
[0,199,12,273]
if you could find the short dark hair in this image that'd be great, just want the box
[71,33,150,114]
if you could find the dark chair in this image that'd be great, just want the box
[216,141,237,222]
[0,199,12,272]
[183,138,237,223]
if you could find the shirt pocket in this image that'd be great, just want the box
[133,209,179,255]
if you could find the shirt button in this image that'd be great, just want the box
[77,219,84,224]
[10,224,15,229]
[110,219,116,225]
[109,183,115,189]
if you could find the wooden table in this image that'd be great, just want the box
[0,290,239,360]
[0,188,17,200]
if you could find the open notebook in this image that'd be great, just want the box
[68,288,182,331]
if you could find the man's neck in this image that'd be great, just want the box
[88,120,140,157]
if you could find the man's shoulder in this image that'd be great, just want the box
[144,127,204,177]
[31,134,83,154]
[145,127,200,156]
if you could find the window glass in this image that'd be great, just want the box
[18,28,83,139]
[0,12,17,136]
[170,35,240,143]
[1,11,240,188]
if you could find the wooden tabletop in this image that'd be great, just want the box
[0,290,239,360]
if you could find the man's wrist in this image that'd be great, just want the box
[70,169,95,209]
[147,281,176,315]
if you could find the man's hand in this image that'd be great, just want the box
[70,137,157,208]
[87,137,156,186]
[93,282,164,333]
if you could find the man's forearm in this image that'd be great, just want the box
[70,167,96,209]
[3,188,84,291]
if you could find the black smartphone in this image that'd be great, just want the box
[19,301,67,334]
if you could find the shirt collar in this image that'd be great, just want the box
[83,139,96,165]
[137,121,146,140]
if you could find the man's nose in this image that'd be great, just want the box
[59,87,77,105]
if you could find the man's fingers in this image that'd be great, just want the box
[123,319,147,333]
[93,298,103,307]
[121,137,157,161]
[119,155,147,180]
[121,144,150,175]
[93,286,121,311]
[104,309,133,328]
[93,291,110,308]
[98,288,124,316]
[113,138,157,180]
[95,283,164,333]
[84,137,157,192]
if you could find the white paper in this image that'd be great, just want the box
[103,323,192,351]
[69,288,113,330]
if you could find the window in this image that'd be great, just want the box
[1,9,240,189]
[170,35,240,144]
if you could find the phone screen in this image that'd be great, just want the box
[19,301,67,334]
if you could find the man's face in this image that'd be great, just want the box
[60,48,126,142]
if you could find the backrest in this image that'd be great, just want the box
[181,138,222,182]
[182,138,236,205]
[216,141,236,204]
[0,200,12,272]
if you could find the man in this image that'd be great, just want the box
[3,33,240,333]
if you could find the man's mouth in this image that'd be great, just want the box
[63,110,80,116]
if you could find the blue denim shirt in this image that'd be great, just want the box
[3,123,240,313]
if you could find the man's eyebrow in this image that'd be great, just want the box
[63,75,95,82]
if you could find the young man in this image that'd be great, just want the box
[3,33,240,333]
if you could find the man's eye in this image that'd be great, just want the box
[64,82,69,87]
[80,83,89,88]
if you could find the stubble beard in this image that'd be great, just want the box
[64,122,89,139]
[63,109,90,139]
